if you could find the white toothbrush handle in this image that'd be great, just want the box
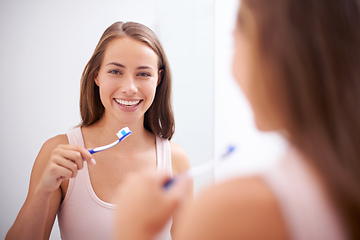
[90,139,120,153]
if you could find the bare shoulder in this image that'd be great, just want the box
[31,134,69,173]
[34,134,68,166]
[176,176,289,240]
[29,134,69,186]
[41,134,69,152]
[169,141,190,174]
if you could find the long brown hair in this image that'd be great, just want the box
[79,21,174,139]
[239,0,360,238]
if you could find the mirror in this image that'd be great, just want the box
[0,0,214,238]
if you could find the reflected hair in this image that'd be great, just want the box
[239,0,360,238]
[79,21,174,139]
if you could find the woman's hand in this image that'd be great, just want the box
[114,170,191,240]
[37,144,95,194]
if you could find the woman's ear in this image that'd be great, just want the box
[157,69,163,86]
[94,72,99,86]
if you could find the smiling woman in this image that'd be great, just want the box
[0,1,214,239]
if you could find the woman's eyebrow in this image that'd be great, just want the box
[105,63,154,70]
[137,66,154,70]
[106,62,125,68]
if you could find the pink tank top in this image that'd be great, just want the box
[58,127,173,240]
[261,149,347,240]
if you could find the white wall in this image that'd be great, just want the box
[0,0,213,239]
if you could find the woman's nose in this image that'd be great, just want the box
[121,77,138,94]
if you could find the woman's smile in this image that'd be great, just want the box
[114,98,143,112]
[114,98,142,108]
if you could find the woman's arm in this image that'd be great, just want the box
[6,134,95,240]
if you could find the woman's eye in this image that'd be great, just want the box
[138,72,151,77]
[109,70,121,75]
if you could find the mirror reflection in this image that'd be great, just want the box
[0,0,213,239]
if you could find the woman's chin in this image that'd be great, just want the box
[254,119,279,132]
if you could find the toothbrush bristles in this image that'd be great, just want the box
[116,127,131,139]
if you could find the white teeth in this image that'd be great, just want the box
[115,99,140,107]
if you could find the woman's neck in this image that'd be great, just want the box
[83,114,154,151]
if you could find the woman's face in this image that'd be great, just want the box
[95,37,160,125]
[232,5,282,131]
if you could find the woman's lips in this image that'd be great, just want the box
[114,99,142,108]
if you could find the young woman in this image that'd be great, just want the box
[114,0,360,239]
[6,21,192,240]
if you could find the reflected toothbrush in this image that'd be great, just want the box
[163,145,236,189]
[88,127,132,154]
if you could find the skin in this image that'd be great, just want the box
[114,4,290,240]
[6,36,192,239]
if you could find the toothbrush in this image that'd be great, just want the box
[163,145,236,189]
[88,127,132,154]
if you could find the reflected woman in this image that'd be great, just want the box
[114,0,360,239]
[6,21,192,240]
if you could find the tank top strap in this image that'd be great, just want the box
[66,127,84,146]
[261,150,346,240]
[155,136,172,174]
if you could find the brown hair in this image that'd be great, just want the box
[79,21,174,139]
[239,0,360,238]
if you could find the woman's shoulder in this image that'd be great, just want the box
[34,134,69,164]
[42,134,69,150]
[176,176,289,240]
[29,134,69,190]
[169,141,190,174]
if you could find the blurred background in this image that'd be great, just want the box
[0,0,286,239]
